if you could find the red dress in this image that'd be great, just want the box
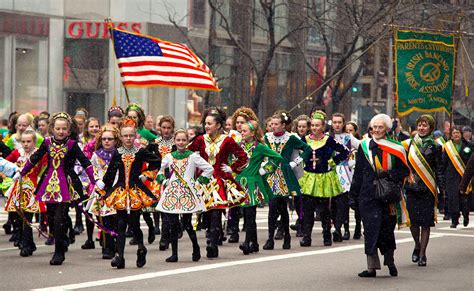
[188,134,248,210]
[4,149,47,213]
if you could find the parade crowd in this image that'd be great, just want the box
[0,104,473,278]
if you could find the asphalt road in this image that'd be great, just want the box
[1,204,474,290]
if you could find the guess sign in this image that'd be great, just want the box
[66,21,142,39]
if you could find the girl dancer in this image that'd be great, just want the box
[299,111,350,247]
[157,129,214,262]
[18,112,96,265]
[188,107,248,258]
[263,110,310,250]
[237,120,282,254]
[5,128,47,257]
[227,107,259,243]
[85,124,120,259]
[96,118,161,269]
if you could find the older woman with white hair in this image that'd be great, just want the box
[350,114,410,277]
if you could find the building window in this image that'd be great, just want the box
[192,0,206,27]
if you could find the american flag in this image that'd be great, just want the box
[112,28,220,91]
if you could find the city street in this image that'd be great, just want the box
[1,205,474,290]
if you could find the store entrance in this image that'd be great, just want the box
[66,91,105,122]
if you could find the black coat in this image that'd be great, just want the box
[442,140,474,212]
[350,139,410,256]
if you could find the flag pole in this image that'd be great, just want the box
[105,18,131,104]
[449,14,463,135]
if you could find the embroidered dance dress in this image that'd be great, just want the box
[265,131,309,197]
[156,150,213,214]
[4,148,47,213]
[188,134,248,210]
[299,135,350,198]
[86,149,117,217]
[102,146,161,211]
[237,142,282,207]
[21,137,96,204]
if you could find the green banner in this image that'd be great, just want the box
[395,30,456,116]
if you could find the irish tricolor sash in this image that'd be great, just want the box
[435,136,446,147]
[361,138,408,171]
[444,140,472,193]
[401,140,437,199]
[360,138,410,228]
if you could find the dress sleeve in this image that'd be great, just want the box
[289,135,311,165]
[331,137,351,165]
[187,135,203,152]
[103,151,119,189]
[20,141,48,175]
[71,141,95,183]
[5,149,19,163]
[259,144,283,174]
[141,148,161,172]
[193,153,214,179]
[228,138,248,174]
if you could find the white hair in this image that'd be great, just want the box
[370,114,392,130]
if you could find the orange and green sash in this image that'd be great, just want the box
[360,138,410,228]
[444,140,472,193]
[401,140,437,199]
[435,136,446,147]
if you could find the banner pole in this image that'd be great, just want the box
[105,18,131,104]
[387,27,395,116]
[449,15,463,135]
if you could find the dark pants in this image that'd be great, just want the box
[116,210,143,259]
[160,211,171,244]
[227,207,241,235]
[244,206,257,245]
[208,209,224,247]
[331,192,349,230]
[101,215,117,254]
[47,203,70,258]
[302,195,331,241]
[267,197,290,240]
[451,193,471,223]
[21,212,35,249]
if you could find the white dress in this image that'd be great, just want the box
[85,152,117,216]
[156,151,213,214]
[333,133,360,192]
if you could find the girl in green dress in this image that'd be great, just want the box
[263,110,311,250]
[237,120,283,255]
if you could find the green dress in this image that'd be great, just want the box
[265,132,310,197]
[6,133,44,150]
[237,142,283,207]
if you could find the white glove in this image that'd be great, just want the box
[139,174,147,182]
[348,160,356,169]
[12,171,21,181]
[96,180,105,190]
[221,164,233,173]
[258,168,267,176]
[289,161,297,169]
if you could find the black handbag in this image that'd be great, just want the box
[374,176,402,203]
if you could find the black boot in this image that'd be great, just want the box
[342,230,350,240]
[111,255,125,269]
[283,234,291,249]
[50,242,65,266]
[332,229,343,242]
[148,228,156,244]
[136,246,147,268]
[263,239,274,250]
[206,245,218,258]
[228,232,239,243]
[274,226,284,240]
[323,231,332,246]
[81,239,95,249]
[353,225,362,240]
[239,242,250,255]
[166,240,178,262]
[192,244,201,262]
[159,239,169,250]
[2,222,12,235]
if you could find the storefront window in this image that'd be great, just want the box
[14,36,48,115]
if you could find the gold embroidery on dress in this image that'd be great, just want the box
[43,142,67,202]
